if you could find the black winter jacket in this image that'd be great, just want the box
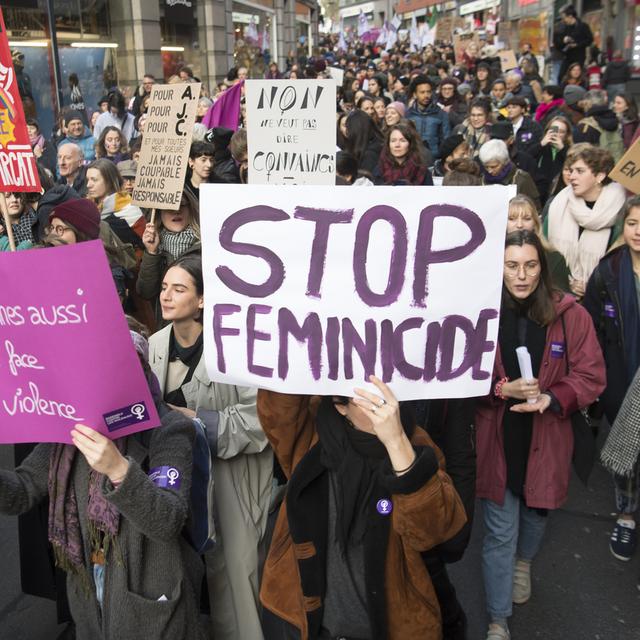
[603,60,631,86]
[574,105,619,145]
[583,246,639,423]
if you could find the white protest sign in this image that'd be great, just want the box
[200,184,514,400]
[245,80,337,185]
[327,66,345,86]
[131,82,201,210]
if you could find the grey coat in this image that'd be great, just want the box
[0,412,207,640]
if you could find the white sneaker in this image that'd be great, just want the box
[486,623,511,640]
[512,559,531,604]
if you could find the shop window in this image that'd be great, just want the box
[233,2,275,78]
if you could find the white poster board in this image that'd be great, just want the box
[327,66,345,86]
[200,184,514,400]
[245,80,337,185]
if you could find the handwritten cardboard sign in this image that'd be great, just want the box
[245,79,337,185]
[131,82,201,210]
[0,241,160,443]
[453,32,480,64]
[200,184,514,400]
[0,8,41,192]
[609,136,640,194]
[499,49,519,72]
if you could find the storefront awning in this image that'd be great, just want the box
[396,0,440,14]
[459,0,500,15]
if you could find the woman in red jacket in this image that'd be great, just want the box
[476,231,605,640]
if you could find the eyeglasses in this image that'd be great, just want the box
[504,261,540,278]
[45,224,72,237]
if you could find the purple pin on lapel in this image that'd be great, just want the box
[376,498,393,515]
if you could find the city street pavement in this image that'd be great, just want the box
[1,431,640,640]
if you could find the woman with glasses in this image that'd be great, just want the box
[458,98,492,158]
[475,231,605,640]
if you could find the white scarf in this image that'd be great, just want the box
[547,183,626,283]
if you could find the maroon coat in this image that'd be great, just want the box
[475,294,605,510]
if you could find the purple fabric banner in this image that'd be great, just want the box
[0,241,160,444]
[202,80,244,131]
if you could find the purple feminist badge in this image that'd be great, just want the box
[376,498,393,515]
[149,466,182,490]
[103,402,150,432]
[604,303,616,319]
[550,342,565,359]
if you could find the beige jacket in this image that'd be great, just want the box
[149,324,273,640]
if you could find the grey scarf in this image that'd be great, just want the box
[601,367,640,477]
[159,226,196,261]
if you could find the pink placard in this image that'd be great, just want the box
[0,241,160,443]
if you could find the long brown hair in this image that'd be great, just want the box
[380,121,426,167]
[503,230,559,326]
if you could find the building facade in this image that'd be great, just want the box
[4,0,319,138]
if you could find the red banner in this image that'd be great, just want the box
[0,8,41,192]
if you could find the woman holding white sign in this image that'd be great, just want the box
[475,231,605,640]
[137,188,201,328]
[258,381,466,639]
[149,254,273,640]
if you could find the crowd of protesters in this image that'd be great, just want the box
[2,4,640,640]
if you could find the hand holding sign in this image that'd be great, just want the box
[71,424,130,484]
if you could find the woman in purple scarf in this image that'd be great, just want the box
[0,331,207,640]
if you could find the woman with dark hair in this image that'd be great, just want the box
[344,109,384,176]
[561,62,588,90]
[584,195,640,562]
[530,115,573,205]
[149,254,272,640]
[137,189,201,327]
[93,90,137,143]
[0,325,208,639]
[86,158,145,247]
[337,112,349,150]
[375,122,433,186]
[472,62,494,98]
[372,96,387,129]
[437,77,468,128]
[367,73,390,105]
[612,93,639,149]
[356,95,376,120]
[258,378,466,639]
[476,230,605,640]
[533,85,565,128]
[545,145,626,298]
[95,125,130,164]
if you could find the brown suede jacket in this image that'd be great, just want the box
[258,390,467,640]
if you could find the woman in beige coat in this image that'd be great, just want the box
[148,252,273,640]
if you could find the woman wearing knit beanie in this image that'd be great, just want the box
[46,198,101,244]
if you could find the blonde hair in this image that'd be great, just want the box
[508,195,554,251]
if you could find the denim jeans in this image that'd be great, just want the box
[93,564,105,608]
[481,489,548,620]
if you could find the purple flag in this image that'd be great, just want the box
[202,80,244,131]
